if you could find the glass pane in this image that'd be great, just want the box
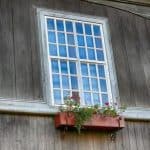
[97,50,104,61]
[49,44,57,56]
[69,62,77,74]
[54,90,61,104]
[79,47,86,59]
[75,22,83,34]
[102,94,108,105]
[81,64,88,76]
[91,78,98,91]
[85,24,92,35]
[58,33,65,44]
[62,75,69,89]
[67,34,75,45]
[66,21,73,32]
[56,20,64,31]
[77,35,85,46]
[89,64,97,77]
[88,49,95,60]
[59,45,67,57]
[63,90,70,100]
[86,36,94,47]
[93,25,101,36]
[93,93,100,105]
[48,31,56,43]
[98,65,105,77]
[82,77,90,90]
[95,38,102,48]
[52,74,60,88]
[100,79,107,92]
[71,76,78,89]
[51,60,59,73]
[47,19,55,30]
[68,46,76,58]
[84,92,92,105]
[60,61,68,74]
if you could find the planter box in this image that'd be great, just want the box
[54,112,125,131]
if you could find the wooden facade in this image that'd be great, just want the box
[0,0,150,149]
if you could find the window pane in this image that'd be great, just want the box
[53,74,60,88]
[100,79,107,92]
[93,25,101,36]
[69,62,77,74]
[95,38,102,48]
[51,60,59,73]
[93,93,100,105]
[97,50,104,61]
[102,94,108,105]
[68,46,76,58]
[66,21,73,32]
[75,22,83,34]
[81,64,88,76]
[91,78,98,91]
[85,24,92,35]
[59,45,67,57]
[48,31,56,43]
[62,75,69,89]
[82,77,90,90]
[88,49,95,60]
[79,47,86,59]
[60,61,68,74]
[84,92,92,105]
[77,35,85,46]
[98,65,105,77]
[67,34,75,45]
[89,64,96,77]
[71,76,78,89]
[86,36,94,47]
[58,33,65,44]
[63,90,70,100]
[54,90,61,104]
[47,19,55,30]
[56,20,64,31]
[49,44,57,56]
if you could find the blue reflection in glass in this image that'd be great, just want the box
[86,36,94,47]
[58,33,65,44]
[51,60,59,73]
[84,92,92,105]
[93,93,100,105]
[81,64,88,76]
[100,79,107,92]
[47,19,55,30]
[62,75,69,89]
[98,65,105,77]
[59,45,67,57]
[56,20,64,31]
[63,90,70,100]
[97,50,104,61]
[88,49,95,60]
[60,61,68,74]
[85,24,92,35]
[91,78,98,91]
[53,74,60,88]
[82,77,90,90]
[79,47,86,59]
[54,90,61,104]
[48,31,56,43]
[93,25,101,36]
[102,94,108,105]
[95,38,102,48]
[89,64,96,77]
[68,46,76,58]
[66,21,73,32]
[71,76,78,89]
[69,62,76,74]
[67,34,75,45]
[77,35,85,46]
[49,44,57,56]
[75,22,83,34]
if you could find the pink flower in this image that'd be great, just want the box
[105,102,109,106]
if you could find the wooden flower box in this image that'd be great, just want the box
[54,112,125,131]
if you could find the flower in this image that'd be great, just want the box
[105,102,109,106]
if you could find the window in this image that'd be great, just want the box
[38,9,119,107]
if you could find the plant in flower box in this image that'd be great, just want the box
[54,96,125,133]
